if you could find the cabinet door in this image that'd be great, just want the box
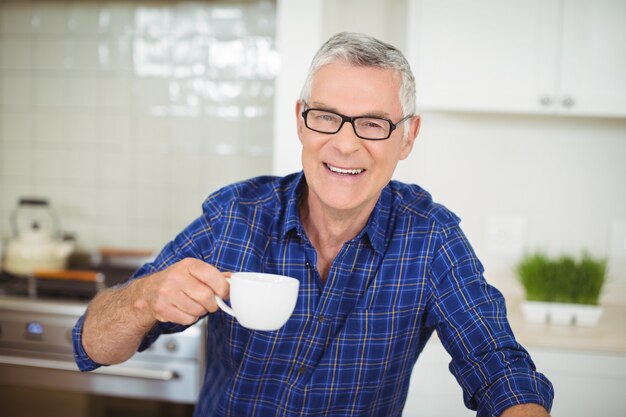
[404,338,474,416]
[529,348,626,417]
[408,0,560,113]
[559,0,626,117]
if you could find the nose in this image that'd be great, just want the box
[331,121,361,154]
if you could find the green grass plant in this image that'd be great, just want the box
[516,251,606,305]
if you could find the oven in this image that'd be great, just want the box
[0,252,205,416]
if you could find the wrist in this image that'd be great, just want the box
[127,276,158,328]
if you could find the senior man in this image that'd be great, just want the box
[73,32,553,417]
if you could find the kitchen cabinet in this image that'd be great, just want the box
[404,337,473,416]
[404,338,626,417]
[407,0,626,117]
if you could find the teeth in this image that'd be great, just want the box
[326,164,364,175]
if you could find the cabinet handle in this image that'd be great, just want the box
[562,96,575,107]
[539,95,552,106]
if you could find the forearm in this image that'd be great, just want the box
[82,277,156,365]
[79,258,227,366]
[500,403,550,417]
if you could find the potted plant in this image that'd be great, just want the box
[516,251,607,326]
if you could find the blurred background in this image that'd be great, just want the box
[0,0,625,416]
[0,0,277,250]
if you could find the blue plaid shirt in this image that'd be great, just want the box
[73,172,553,416]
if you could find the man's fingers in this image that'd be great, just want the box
[184,258,230,299]
[175,291,214,317]
[184,283,221,313]
[151,290,214,324]
[153,305,199,326]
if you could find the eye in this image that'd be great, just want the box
[309,110,340,124]
[317,113,337,122]
[358,118,387,130]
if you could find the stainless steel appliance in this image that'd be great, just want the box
[0,252,205,407]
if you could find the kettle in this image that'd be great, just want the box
[3,198,75,275]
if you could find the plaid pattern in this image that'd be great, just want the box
[73,172,552,417]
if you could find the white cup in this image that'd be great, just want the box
[215,272,300,331]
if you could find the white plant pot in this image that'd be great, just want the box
[549,303,578,325]
[520,301,551,324]
[520,301,603,326]
[573,304,604,326]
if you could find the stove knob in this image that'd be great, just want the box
[165,339,178,353]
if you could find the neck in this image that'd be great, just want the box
[300,191,374,247]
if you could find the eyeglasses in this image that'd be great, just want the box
[301,106,413,141]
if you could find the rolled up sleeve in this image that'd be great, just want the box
[428,224,554,416]
[72,314,104,372]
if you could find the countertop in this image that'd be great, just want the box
[505,297,626,356]
[477,276,626,356]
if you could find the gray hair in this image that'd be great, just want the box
[299,32,416,119]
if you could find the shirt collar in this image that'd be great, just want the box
[362,184,391,256]
[281,171,306,238]
[280,171,390,256]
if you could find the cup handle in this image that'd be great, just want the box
[214,278,235,317]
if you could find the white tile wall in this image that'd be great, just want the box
[0,0,278,252]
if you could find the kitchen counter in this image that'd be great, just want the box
[424,294,626,356]
[505,297,626,355]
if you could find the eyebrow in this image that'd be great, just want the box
[308,101,390,119]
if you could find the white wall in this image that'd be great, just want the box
[396,112,626,300]
[272,0,323,175]
[273,0,626,301]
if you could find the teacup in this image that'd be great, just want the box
[215,272,299,331]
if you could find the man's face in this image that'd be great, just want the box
[296,62,419,215]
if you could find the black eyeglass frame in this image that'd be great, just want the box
[301,107,414,141]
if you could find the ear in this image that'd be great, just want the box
[399,115,420,160]
[295,100,305,143]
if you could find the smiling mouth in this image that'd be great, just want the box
[324,163,365,175]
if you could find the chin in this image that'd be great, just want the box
[319,191,370,212]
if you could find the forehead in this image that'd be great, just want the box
[309,62,402,116]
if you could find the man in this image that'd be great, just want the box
[73,32,553,416]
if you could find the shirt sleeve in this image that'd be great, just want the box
[72,310,192,372]
[426,223,554,417]
[72,314,104,372]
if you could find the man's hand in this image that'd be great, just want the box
[500,403,550,417]
[136,258,230,325]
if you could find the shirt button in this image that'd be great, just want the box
[297,366,307,376]
[318,315,327,323]
[305,261,311,268]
